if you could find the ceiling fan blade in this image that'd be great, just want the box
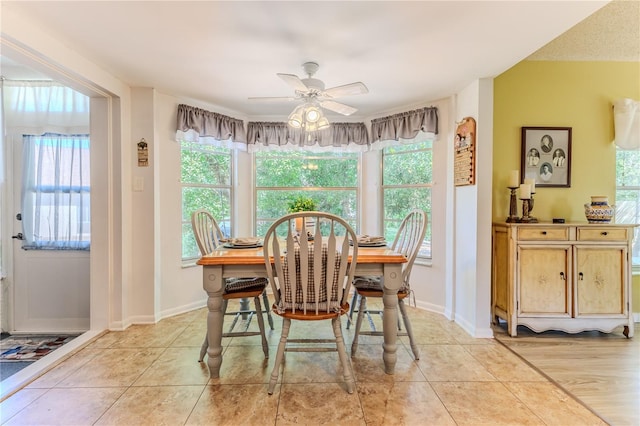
[320,100,358,116]
[322,82,368,98]
[277,73,309,93]
[247,96,298,102]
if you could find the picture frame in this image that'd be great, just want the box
[520,126,572,188]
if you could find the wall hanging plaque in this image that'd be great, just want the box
[454,117,476,186]
[137,138,149,167]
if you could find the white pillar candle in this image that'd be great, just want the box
[524,178,536,194]
[519,183,531,199]
[508,170,519,188]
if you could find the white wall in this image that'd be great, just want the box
[130,87,157,323]
[452,79,494,338]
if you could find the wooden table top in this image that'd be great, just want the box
[197,244,407,266]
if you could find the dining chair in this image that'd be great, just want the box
[263,211,358,394]
[350,209,427,360]
[191,209,274,361]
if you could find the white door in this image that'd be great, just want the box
[9,134,90,334]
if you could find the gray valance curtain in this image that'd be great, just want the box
[175,104,247,149]
[246,122,370,152]
[371,107,438,145]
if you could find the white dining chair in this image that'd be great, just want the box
[350,209,427,360]
[191,209,273,361]
[263,211,358,394]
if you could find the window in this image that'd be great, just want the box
[616,148,640,266]
[382,138,433,258]
[22,133,91,250]
[255,151,359,236]
[181,141,232,260]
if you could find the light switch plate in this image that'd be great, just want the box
[133,176,144,192]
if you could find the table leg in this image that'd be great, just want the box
[382,263,401,374]
[203,266,224,378]
[240,297,250,320]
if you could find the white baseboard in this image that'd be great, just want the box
[159,299,207,320]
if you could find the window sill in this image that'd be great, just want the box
[414,257,432,268]
[182,260,199,269]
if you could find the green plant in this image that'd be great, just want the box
[287,195,317,213]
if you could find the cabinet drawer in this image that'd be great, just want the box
[518,227,569,241]
[577,227,628,241]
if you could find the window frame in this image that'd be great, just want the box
[615,147,640,270]
[381,137,434,260]
[253,150,360,235]
[180,141,234,262]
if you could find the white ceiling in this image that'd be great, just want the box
[1,1,638,121]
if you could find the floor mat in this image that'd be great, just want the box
[0,335,77,362]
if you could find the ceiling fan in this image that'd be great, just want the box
[248,61,368,117]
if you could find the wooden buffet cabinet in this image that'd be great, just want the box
[492,222,636,337]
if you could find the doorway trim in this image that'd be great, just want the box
[1,36,123,397]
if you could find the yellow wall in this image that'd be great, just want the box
[493,60,640,314]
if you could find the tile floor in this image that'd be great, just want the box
[0,300,607,425]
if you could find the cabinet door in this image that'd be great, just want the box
[574,246,626,316]
[518,246,571,317]
[492,227,510,315]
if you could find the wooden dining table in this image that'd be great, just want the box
[197,241,407,379]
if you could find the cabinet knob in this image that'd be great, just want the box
[601,231,608,236]
[559,272,566,280]
[541,231,547,235]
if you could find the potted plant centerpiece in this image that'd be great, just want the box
[287,195,317,237]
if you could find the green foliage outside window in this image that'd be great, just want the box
[383,140,433,258]
[255,151,358,236]
[181,142,232,260]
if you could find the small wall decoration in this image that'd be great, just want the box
[454,116,476,186]
[520,126,571,188]
[137,138,149,167]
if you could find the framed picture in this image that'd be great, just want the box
[520,126,572,188]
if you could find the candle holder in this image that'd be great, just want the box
[506,186,519,222]
[519,198,533,223]
[528,194,539,223]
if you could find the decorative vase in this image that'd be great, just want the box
[294,217,315,237]
[584,196,614,223]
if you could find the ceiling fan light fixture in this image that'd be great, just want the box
[317,117,330,130]
[304,105,321,123]
[306,121,318,132]
[288,105,304,128]
[287,101,330,131]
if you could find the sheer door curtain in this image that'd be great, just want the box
[2,81,90,249]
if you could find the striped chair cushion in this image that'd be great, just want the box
[225,277,268,293]
[279,245,343,312]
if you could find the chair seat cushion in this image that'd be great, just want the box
[353,276,409,293]
[225,277,268,293]
[353,276,383,290]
